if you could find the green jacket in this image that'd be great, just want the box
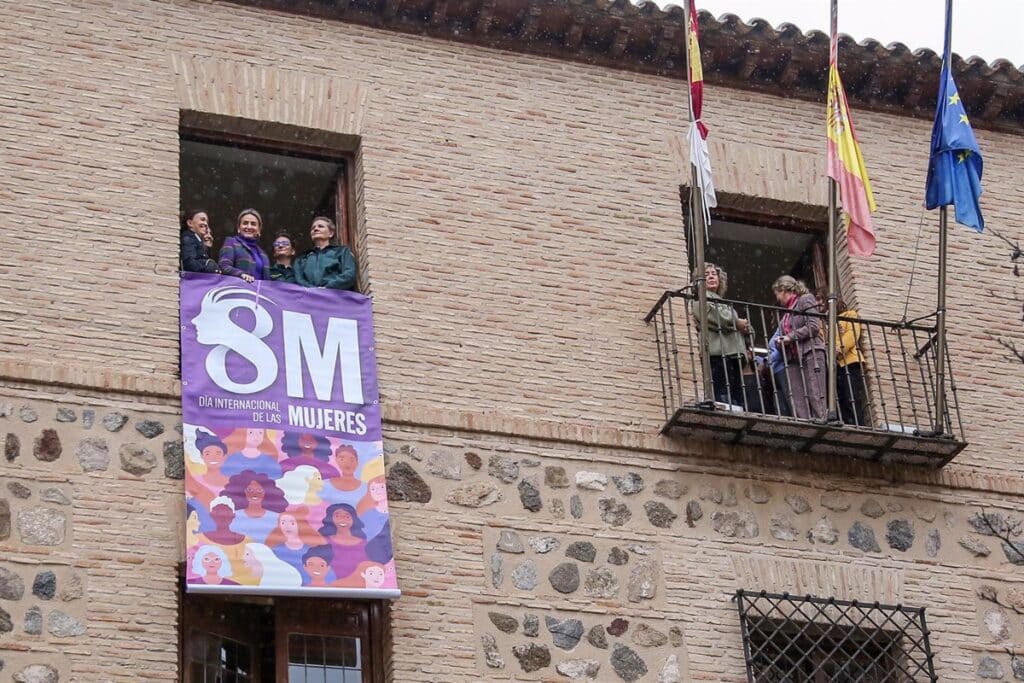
[270,263,296,284]
[701,293,747,358]
[294,245,357,291]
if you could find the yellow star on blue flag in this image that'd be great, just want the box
[924,34,984,230]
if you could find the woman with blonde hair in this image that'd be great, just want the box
[278,465,324,506]
[772,275,826,419]
[696,263,750,406]
[218,208,271,282]
[266,506,325,572]
[242,542,303,588]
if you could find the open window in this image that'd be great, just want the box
[645,197,967,467]
[684,203,829,310]
[704,220,824,308]
[179,132,354,257]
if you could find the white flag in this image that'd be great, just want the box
[688,122,717,227]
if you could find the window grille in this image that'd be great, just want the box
[734,590,937,683]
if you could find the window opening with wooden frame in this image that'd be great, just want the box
[683,201,831,314]
[179,125,357,264]
[181,591,390,683]
[646,192,967,467]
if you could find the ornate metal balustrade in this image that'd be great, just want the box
[645,288,967,468]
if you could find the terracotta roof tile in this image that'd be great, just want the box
[227,0,1024,133]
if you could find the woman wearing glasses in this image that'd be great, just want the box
[270,230,297,284]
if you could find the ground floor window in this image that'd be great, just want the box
[735,590,937,683]
[182,592,389,683]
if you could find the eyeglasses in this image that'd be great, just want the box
[272,241,291,248]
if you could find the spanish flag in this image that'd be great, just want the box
[826,30,876,256]
[687,1,716,217]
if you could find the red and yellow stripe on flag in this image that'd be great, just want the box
[826,61,877,256]
[687,1,707,139]
[686,1,716,214]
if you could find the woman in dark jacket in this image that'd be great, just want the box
[180,209,220,273]
[218,209,271,283]
[772,275,826,420]
[269,230,297,284]
[294,217,357,290]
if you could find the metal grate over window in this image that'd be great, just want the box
[734,590,937,683]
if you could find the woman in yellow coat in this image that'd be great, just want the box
[834,297,868,426]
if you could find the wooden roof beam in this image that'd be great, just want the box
[778,53,801,89]
[381,0,401,21]
[736,45,760,81]
[519,6,543,41]
[982,92,1006,120]
[653,25,677,63]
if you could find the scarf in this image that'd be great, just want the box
[238,235,268,278]
[781,293,799,336]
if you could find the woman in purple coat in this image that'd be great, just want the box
[218,208,271,282]
[772,275,827,420]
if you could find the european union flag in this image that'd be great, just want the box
[924,59,984,231]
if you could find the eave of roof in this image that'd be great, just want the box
[222,0,1024,134]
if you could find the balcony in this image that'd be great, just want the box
[645,288,967,468]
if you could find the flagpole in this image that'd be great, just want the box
[825,0,839,423]
[934,207,948,434]
[932,0,954,435]
[684,0,714,404]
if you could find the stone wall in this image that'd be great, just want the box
[4,393,1023,680]
[380,425,1022,681]
[0,393,183,681]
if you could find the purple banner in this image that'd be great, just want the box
[180,272,398,598]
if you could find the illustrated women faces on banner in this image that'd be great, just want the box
[183,424,395,590]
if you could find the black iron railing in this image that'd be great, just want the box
[645,288,966,461]
[734,590,937,682]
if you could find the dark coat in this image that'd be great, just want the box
[180,230,219,273]
[270,263,296,284]
[294,245,357,290]
[218,235,271,280]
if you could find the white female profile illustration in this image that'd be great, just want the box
[242,542,302,588]
[191,286,278,394]
[278,465,324,505]
[189,545,238,586]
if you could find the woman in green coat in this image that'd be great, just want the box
[294,217,357,291]
[697,263,749,406]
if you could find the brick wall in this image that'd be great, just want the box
[0,0,1020,476]
[2,392,1022,680]
[0,0,1022,680]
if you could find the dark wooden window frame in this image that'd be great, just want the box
[680,190,830,294]
[179,577,391,683]
[179,111,359,256]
